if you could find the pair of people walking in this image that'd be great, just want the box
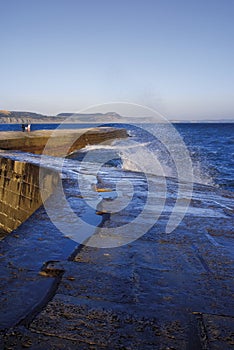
[22,124,31,132]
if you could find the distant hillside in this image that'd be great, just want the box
[56,112,123,123]
[0,110,63,124]
[0,110,123,124]
[1,110,233,124]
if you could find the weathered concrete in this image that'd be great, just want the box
[0,154,233,349]
[0,156,59,235]
[0,127,128,156]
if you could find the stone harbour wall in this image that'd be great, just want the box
[0,157,59,235]
[0,127,128,156]
[0,127,128,235]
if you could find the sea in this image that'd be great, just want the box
[0,122,233,193]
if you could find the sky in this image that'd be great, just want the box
[0,0,234,120]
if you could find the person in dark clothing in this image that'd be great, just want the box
[21,124,26,132]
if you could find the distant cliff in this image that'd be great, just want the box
[56,112,122,123]
[0,110,64,124]
[0,110,123,124]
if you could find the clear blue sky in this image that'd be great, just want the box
[0,0,234,120]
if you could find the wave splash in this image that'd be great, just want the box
[74,134,215,187]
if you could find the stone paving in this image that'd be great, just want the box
[0,166,233,349]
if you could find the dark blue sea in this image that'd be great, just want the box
[175,123,234,192]
[0,122,233,192]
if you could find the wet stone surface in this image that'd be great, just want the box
[0,156,233,349]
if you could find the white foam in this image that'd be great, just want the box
[77,137,215,187]
[79,140,151,152]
